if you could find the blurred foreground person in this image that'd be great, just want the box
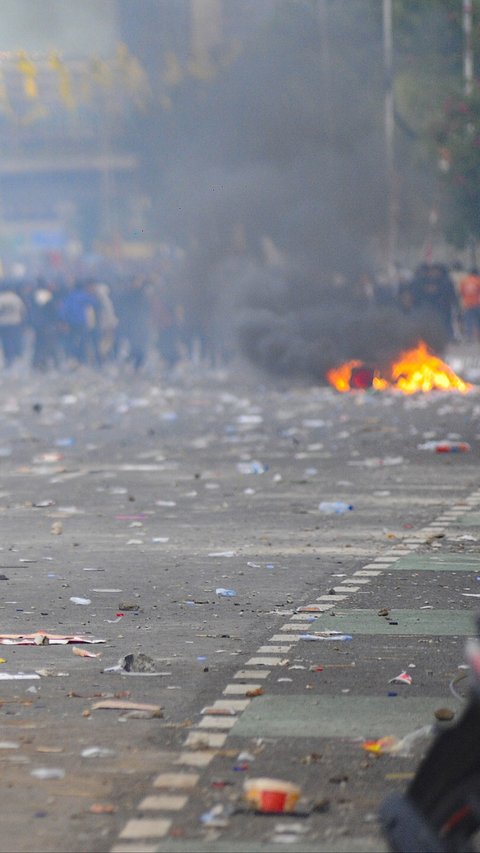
[0,282,26,368]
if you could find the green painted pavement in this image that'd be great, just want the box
[389,554,479,571]
[458,512,480,526]
[232,695,442,740]
[309,608,475,635]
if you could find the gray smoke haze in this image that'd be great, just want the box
[150,1,448,381]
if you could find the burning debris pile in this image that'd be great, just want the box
[326,341,471,394]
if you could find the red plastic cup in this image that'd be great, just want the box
[243,777,301,813]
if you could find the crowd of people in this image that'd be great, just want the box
[0,272,189,373]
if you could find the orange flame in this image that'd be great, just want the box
[326,341,471,394]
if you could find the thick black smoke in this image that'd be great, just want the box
[232,262,447,382]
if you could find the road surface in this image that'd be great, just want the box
[0,348,479,852]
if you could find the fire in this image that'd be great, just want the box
[326,341,471,394]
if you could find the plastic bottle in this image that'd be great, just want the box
[418,440,471,453]
[434,441,470,453]
[319,501,353,514]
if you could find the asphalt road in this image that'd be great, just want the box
[1,348,480,853]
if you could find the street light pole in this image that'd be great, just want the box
[463,0,473,96]
[462,0,477,265]
[383,0,397,284]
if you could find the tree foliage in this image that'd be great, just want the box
[392,0,480,250]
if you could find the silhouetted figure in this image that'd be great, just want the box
[29,280,61,370]
[114,275,152,370]
[410,263,458,340]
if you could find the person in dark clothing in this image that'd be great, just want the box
[397,278,415,314]
[151,283,180,371]
[114,275,152,370]
[29,279,61,370]
[410,263,458,340]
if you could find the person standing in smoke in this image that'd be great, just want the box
[114,275,152,371]
[29,278,61,370]
[410,263,459,340]
[150,279,180,372]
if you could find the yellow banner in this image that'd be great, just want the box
[16,51,38,99]
[48,52,75,111]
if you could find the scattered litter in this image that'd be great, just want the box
[237,415,263,425]
[417,440,471,452]
[31,767,65,780]
[91,699,163,717]
[388,671,413,686]
[237,461,268,474]
[318,501,353,514]
[35,667,69,677]
[89,803,117,814]
[349,457,404,467]
[69,597,91,606]
[33,452,64,464]
[200,804,233,827]
[300,632,352,642]
[0,672,40,680]
[243,778,301,813]
[0,633,105,645]
[73,647,102,659]
[362,725,432,756]
[104,653,167,675]
[271,822,309,842]
[209,551,236,557]
[216,588,237,597]
[91,589,122,593]
[81,747,116,758]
